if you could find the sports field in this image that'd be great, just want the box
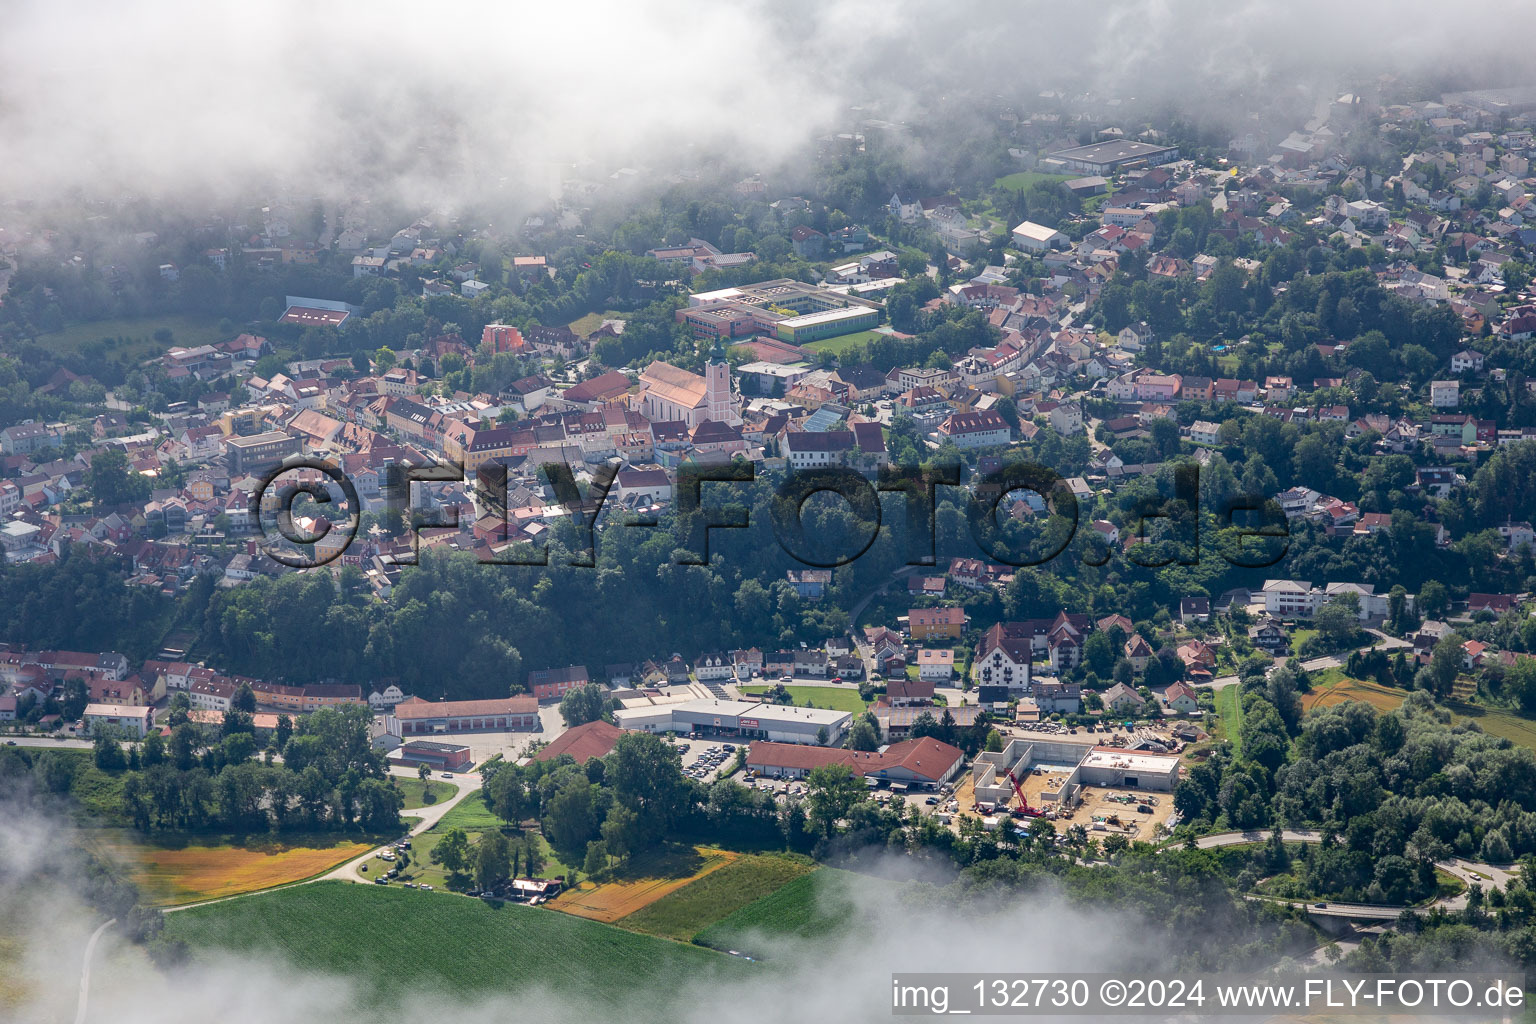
[803,330,886,356]
[1299,674,1405,714]
[552,846,737,923]
[87,832,374,906]
[164,881,746,1006]
[740,685,870,713]
[618,854,814,941]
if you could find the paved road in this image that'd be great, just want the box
[0,736,94,750]
[1194,829,1508,918]
[320,767,477,883]
[1200,630,1413,692]
[163,767,478,913]
[74,918,114,1024]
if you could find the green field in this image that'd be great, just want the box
[566,310,627,336]
[31,313,226,359]
[164,881,747,1006]
[1213,686,1243,755]
[694,868,866,953]
[803,329,886,356]
[618,854,814,941]
[394,777,459,810]
[428,792,502,833]
[1449,702,1536,749]
[740,686,870,713]
[994,171,1071,192]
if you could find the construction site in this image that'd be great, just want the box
[962,737,1181,842]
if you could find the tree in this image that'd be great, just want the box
[608,733,689,842]
[804,763,866,837]
[600,804,640,863]
[1314,591,1361,647]
[418,762,431,783]
[484,763,534,825]
[93,731,125,771]
[910,711,940,739]
[475,831,512,890]
[583,839,609,877]
[430,827,470,877]
[1418,580,1450,620]
[274,714,294,751]
[846,714,880,751]
[559,683,610,728]
[231,682,256,713]
[83,447,151,507]
[141,729,166,767]
[543,775,601,864]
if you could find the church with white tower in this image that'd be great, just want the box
[635,339,741,428]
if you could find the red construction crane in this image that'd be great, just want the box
[1002,762,1045,818]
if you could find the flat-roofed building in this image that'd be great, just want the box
[613,697,850,745]
[225,430,301,474]
[388,740,474,772]
[775,305,879,344]
[1044,141,1180,175]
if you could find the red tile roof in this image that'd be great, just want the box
[532,719,623,763]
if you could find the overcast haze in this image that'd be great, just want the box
[0,0,1527,206]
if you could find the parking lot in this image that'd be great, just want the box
[674,738,740,783]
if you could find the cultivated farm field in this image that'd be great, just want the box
[87,831,374,906]
[694,867,868,953]
[1299,674,1406,714]
[551,846,737,923]
[617,853,814,941]
[164,882,747,1006]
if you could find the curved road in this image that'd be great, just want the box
[75,918,114,1024]
[163,767,478,914]
[1193,829,1512,918]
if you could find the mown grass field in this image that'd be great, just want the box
[1300,674,1406,714]
[32,313,226,359]
[553,846,736,923]
[1449,702,1536,750]
[404,790,573,892]
[693,867,865,952]
[1213,686,1243,755]
[802,329,886,356]
[993,171,1071,192]
[395,777,458,810]
[164,881,746,1006]
[617,854,814,941]
[86,831,374,906]
[566,310,627,336]
[740,685,870,713]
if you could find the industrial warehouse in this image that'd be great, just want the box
[746,736,966,787]
[385,695,540,736]
[613,697,851,745]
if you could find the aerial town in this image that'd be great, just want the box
[4,8,1536,1022]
